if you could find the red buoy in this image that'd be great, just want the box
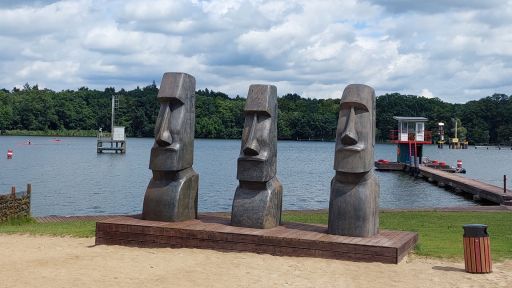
[457,160,463,168]
[7,149,13,159]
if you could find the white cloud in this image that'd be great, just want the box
[0,0,86,36]
[0,0,512,102]
[420,88,434,98]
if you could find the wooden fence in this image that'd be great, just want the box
[0,184,31,222]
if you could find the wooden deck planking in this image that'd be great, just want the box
[419,165,512,205]
[96,215,417,264]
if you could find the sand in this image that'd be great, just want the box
[0,234,510,288]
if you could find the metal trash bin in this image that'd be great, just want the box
[463,224,492,273]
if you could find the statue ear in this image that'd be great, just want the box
[373,95,376,147]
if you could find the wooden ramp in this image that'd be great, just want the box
[419,165,512,205]
[95,215,418,264]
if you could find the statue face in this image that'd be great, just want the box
[334,84,375,173]
[149,73,195,171]
[237,84,277,182]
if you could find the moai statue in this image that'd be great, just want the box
[328,84,379,237]
[142,72,199,222]
[231,84,283,229]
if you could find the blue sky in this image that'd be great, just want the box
[0,0,511,103]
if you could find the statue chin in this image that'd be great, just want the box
[237,158,275,182]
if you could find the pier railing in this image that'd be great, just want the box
[97,132,112,141]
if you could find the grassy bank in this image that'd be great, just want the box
[284,211,512,260]
[0,217,95,237]
[1,211,511,260]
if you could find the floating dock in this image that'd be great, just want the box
[417,166,512,206]
[97,136,126,153]
[375,161,405,171]
[96,215,418,264]
[474,145,512,150]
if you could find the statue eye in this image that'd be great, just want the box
[168,101,183,111]
[354,107,367,114]
[256,112,270,123]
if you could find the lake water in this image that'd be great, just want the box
[1,136,510,216]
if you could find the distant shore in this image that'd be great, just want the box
[1,131,508,145]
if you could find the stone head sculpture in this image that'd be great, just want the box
[149,72,196,171]
[237,84,278,182]
[334,84,376,173]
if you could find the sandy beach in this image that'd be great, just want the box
[0,234,510,288]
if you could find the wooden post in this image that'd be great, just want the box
[11,186,15,197]
[27,183,32,195]
[504,175,507,194]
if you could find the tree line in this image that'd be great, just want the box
[1,84,511,144]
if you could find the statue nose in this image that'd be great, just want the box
[156,130,172,146]
[156,106,172,147]
[340,107,358,146]
[341,132,358,146]
[243,141,260,156]
[243,114,260,156]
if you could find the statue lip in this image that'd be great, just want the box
[238,155,266,162]
[338,143,365,151]
[153,143,180,151]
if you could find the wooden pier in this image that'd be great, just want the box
[96,215,418,264]
[375,161,405,171]
[474,145,512,150]
[417,165,512,206]
[97,136,126,154]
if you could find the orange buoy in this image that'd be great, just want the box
[7,149,13,159]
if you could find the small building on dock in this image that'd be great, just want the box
[97,126,126,153]
[389,116,432,165]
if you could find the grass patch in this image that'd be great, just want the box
[1,212,510,260]
[0,217,95,238]
[284,211,512,260]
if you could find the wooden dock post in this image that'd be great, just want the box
[505,175,507,194]
[10,186,15,197]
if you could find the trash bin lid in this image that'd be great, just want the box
[463,224,488,237]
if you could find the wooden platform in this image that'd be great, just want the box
[95,215,418,264]
[97,138,126,153]
[418,165,512,205]
[374,161,405,171]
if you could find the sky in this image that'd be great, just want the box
[0,0,511,103]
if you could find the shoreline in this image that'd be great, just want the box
[3,133,509,146]
[31,206,512,221]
